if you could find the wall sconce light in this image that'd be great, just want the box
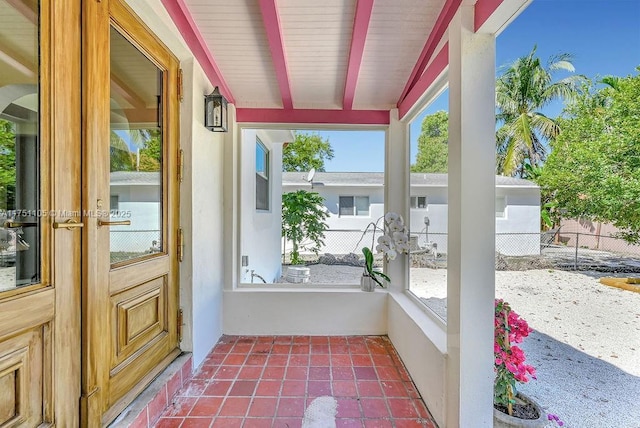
[204,87,228,132]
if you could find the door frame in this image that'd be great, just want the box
[81,0,181,425]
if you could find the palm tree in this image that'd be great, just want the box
[496,46,585,176]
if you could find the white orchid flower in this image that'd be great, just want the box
[384,212,403,224]
[386,249,398,260]
[376,235,395,254]
[387,220,405,233]
[393,231,410,254]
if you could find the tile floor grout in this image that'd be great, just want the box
[154,336,438,428]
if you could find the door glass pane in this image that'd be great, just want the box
[0,0,40,292]
[110,27,163,265]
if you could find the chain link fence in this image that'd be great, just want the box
[283,229,640,273]
[110,230,161,263]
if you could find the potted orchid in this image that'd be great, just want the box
[494,299,548,427]
[360,212,410,291]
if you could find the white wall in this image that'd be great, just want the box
[408,186,449,254]
[179,59,225,368]
[387,293,446,427]
[495,187,540,255]
[223,289,387,335]
[239,129,287,283]
[282,184,385,255]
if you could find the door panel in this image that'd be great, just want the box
[0,0,81,426]
[1,1,48,427]
[83,0,180,424]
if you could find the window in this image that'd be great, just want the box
[256,140,269,210]
[110,195,119,210]
[496,196,506,218]
[410,196,428,209]
[339,196,369,216]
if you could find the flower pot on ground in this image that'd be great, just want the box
[494,392,546,428]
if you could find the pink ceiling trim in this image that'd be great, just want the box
[160,0,235,103]
[343,0,375,110]
[236,109,390,125]
[398,44,448,120]
[259,0,294,110]
[397,0,461,105]
[474,0,503,31]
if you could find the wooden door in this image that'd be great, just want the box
[0,0,81,426]
[82,0,181,425]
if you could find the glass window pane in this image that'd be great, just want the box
[355,196,369,216]
[256,140,269,210]
[496,196,506,218]
[109,27,163,265]
[0,0,40,292]
[418,196,427,209]
[339,196,354,216]
[410,197,417,209]
[256,141,267,176]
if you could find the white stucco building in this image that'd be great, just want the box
[282,172,541,255]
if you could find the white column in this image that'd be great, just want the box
[223,104,238,290]
[446,4,496,428]
[385,109,410,291]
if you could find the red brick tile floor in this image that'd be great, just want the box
[154,336,438,428]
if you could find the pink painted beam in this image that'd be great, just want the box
[398,44,448,120]
[397,0,461,105]
[259,0,294,110]
[160,0,235,103]
[343,0,374,110]
[474,0,504,31]
[236,108,390,125]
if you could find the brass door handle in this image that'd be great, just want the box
[53,219,84,230]
[98,220,131,227]
[3,220,38,228]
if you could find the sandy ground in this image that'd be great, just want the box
[0,266,16,292]
[285,264,640,428]
[410,268,640,428]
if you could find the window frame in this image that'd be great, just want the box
[410,196,428,209]
[338,195,370,217]
[255,138,270,211]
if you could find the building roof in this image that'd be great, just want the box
[282,172,538,188]
[110,171,160,186]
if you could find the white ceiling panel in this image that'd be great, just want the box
[186,0,282,108]
[353,0,446,110]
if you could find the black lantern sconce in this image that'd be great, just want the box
[204,87,228,132]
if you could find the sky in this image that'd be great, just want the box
[311,0,640,173]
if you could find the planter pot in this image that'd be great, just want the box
[285,266,310,283]
[494,393,546,428]
[360,275,376,292]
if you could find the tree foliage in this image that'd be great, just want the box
[281,190,329,264]
[110,129,162,172]
[411,111,448,173]
[496,46,585,176]
[539,70,640,242]
[0,119,16,208]
[282,132,334,172]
